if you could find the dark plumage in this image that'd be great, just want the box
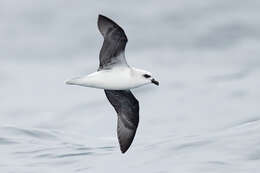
[104,90,139,153]
[98,15,128,70]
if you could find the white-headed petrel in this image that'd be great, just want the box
[66,14,159,153]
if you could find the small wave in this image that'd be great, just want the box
[174,140,212,150]
[1,126,59,140]
[56,152,94,158]
[0,137,18,145]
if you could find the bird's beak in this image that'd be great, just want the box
[151,78,159,86]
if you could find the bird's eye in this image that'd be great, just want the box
[143,74,151,78]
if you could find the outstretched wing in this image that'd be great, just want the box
[104,90,139,153]
[97,15,128,70]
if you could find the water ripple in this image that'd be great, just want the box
[56,152,94,158]
[1,126,58,140]
[0,137,18,145]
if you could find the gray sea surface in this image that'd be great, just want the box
[1,0,260,172]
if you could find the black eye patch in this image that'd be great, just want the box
[143,74,151,78]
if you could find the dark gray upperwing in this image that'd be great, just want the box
[98,15,128,70]
[104,90,139,153]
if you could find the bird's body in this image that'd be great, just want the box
[66,14,159,153]
[66,66,151,90]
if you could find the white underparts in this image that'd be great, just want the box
[66,66,151,90]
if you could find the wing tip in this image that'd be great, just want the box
[118,129,137,154]
[97,14,127,41]
[98,14,107,22]
[97,14,116,35]
[119,143,131,154]
[120,149,127,154]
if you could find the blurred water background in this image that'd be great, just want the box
[0,0,260,172]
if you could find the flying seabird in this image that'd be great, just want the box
[66,14,159,153]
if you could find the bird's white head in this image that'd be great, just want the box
[132,68,159,87]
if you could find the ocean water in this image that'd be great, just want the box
[1,0,260,172]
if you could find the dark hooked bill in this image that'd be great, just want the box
[151,78,159,86]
